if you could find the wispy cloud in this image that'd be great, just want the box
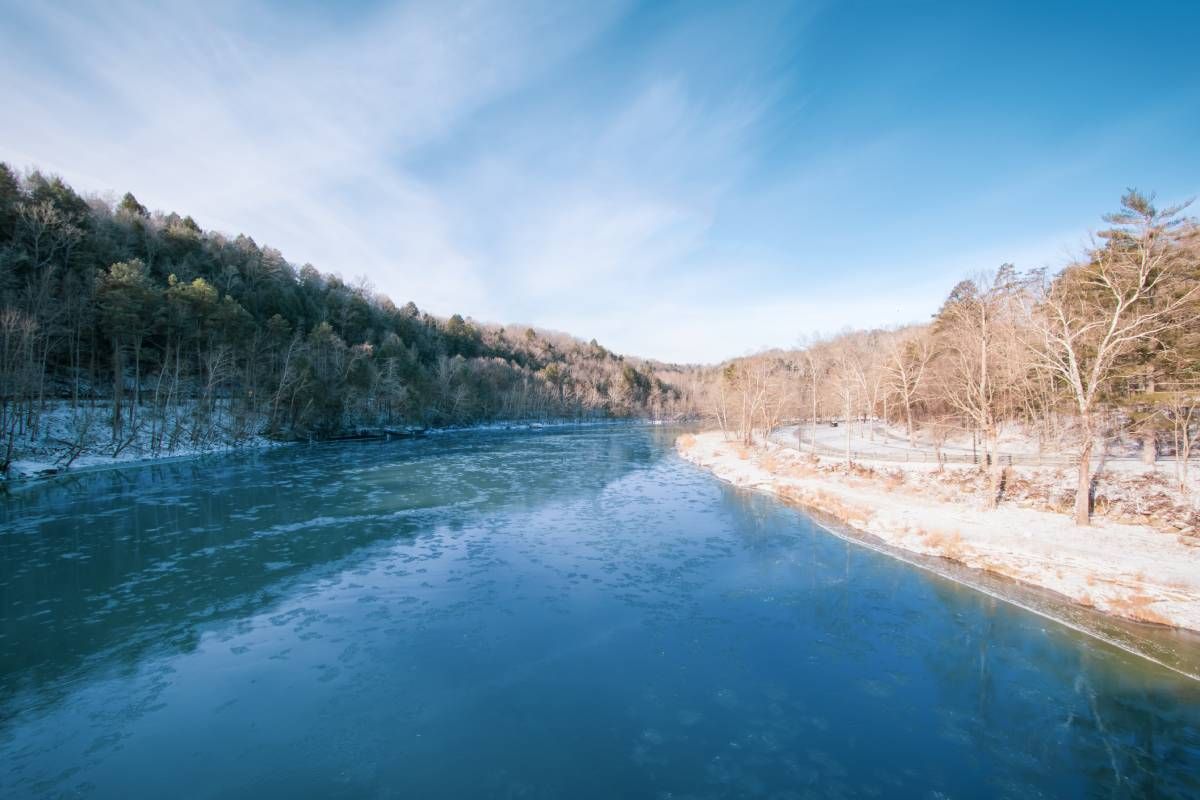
[1,0,631,314]
[4,0,1195,363]
[2,0,804,361]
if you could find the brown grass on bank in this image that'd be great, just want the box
[1108,593,1172,626]
[784,462,817,479]
[921,528,966,561]
[805,487,873,526]
[973,557,1019,581]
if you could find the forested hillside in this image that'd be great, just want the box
[0,166,696,473]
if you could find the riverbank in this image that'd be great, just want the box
[1,410,657,485]
[678,430,1200,633]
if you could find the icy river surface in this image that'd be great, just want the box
[2,426,1198,798]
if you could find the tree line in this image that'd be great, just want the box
[704,191,1200,525]
[0,166,696,473]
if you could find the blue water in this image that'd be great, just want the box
[1,426,1198,798]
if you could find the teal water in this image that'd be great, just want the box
[1,426,1198,798]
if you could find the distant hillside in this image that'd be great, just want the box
[0,165,696,471]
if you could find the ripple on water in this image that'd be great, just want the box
[0,427,1198,799]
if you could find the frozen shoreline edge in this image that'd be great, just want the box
[676,430,1200,682]
[1,417,664,487]
[793,503,1200,683]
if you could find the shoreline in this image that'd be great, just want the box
[784,501,1200,682]
[1,416,664,487]
[677,430,1200,645]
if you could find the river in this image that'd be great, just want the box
[1,426,1197,797]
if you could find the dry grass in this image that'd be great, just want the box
[848,462,878,479]
[774,483,802,503]
[920,528,967,561]
[773,484,873,527]
[784,462,817,479]
[1108,593,1172,626]
[812,489,873,526]
[676,433,696,449]
[974,558,1018,580]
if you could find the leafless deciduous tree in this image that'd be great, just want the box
[698,189,1199,525]
[931,267,1025,506]
[883,326,934,446]
[1028,192,1199,524]
[1165,389,1199,494]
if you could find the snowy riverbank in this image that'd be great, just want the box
[678,430,1200,633]
[1,407,659,484]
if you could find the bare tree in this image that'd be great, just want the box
[0,308,38,471]
[799,343,827,449]
[755,357,792,440]
[883,326,934,445]
[829,342,865,465]
[1028,191,1199,524]
[931,267,1024,506]
[1165,388,1199,494]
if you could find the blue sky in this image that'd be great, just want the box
[2,0,1197,363]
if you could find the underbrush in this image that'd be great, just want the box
[765,440,1198,536]
[920,528,966,560]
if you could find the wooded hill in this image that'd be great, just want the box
[0,166,696,471]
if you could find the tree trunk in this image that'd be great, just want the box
[71,316,81,409]
[1140,429,1156,465]
[986,428,1001,509]
[111,338,123,440]
[810,378,818,450]
[844,393,852,465]
[132,338,141,431]
[33,335,50,438]
[1075,435,1093,526]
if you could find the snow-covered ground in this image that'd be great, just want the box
[3,402,280,481]
[678,430,1200,633]
[781,420,1200,487]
